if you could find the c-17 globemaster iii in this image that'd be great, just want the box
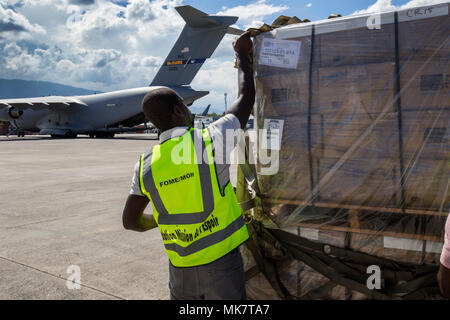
[0,6,243,138]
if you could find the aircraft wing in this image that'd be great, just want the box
[0,96,87,111]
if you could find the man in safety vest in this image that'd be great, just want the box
[122,32,255,300]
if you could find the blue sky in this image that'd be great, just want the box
[185,0,411,21]
[0,0,446,112]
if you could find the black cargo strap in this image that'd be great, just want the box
[245,221,440,300]
[245,222,297,300]
[236,140,277,227]
[239,198,257,213]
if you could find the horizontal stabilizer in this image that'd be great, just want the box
[176,6,238,28]
[170,86,209,106]
[227,27,245,35]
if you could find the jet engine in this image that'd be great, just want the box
[0,107,23,121]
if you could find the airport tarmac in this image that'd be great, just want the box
[0,134,237,300]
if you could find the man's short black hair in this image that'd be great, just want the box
[141,87,183,131]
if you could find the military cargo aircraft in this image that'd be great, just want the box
[0,6,242,138]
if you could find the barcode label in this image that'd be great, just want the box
[261,119,284,150]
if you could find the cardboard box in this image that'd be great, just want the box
[312,157,401,207]
[255,70,313,117]
[265,113,399,161]
[403,158,450,211]
[312,155,449,210]
[315,5,449,67]
[316,23,396,68]
[399,58,449,111]
[313,62,397,114]
[402,109,449,160]
[317,62,396,92]
[398,11,450,60]
[256,63,398,117]
[258,155,311,200]
[309,112,400,160]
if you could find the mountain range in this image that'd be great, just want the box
[0,79,100,99]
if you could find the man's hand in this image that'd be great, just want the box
[233,31,252,57]
[122,195,157,232]
[226,32,255,129]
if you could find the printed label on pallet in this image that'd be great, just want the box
[259,38,301,69]
[261,119,284,151]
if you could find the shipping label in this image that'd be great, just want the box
[259,38,301,69]
[261,119,284,150]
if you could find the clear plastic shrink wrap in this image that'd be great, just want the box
[240,3,450,299]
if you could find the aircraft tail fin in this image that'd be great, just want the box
[201,104,211,116]
[150,6,238,87]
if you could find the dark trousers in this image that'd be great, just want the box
[169,248,246,300]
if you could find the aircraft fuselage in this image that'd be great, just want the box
[6,86,206,135]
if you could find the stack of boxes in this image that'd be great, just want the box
[254,4,449,211]
[245,3,449,299]
[398,12,449,210]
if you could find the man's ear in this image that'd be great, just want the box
[173,104,184,117]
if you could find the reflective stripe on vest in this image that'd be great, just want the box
[164,214,245,257]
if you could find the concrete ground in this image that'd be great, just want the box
[0,134,237,300]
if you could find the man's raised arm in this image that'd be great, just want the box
[226,32,255,129]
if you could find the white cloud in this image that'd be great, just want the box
[306,3,312,8]
[0,3,46,40]
[217,0,288,29]
[0,0,287,112]
[56,59,76,73]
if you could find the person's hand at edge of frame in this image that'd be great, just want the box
[233,31,253,57]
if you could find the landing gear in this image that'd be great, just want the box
[17,131,25,137]
[89,132,115,139]
[65,131,77,139]
[50,131,77,139]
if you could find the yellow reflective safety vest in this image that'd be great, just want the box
[139,127,249,267]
